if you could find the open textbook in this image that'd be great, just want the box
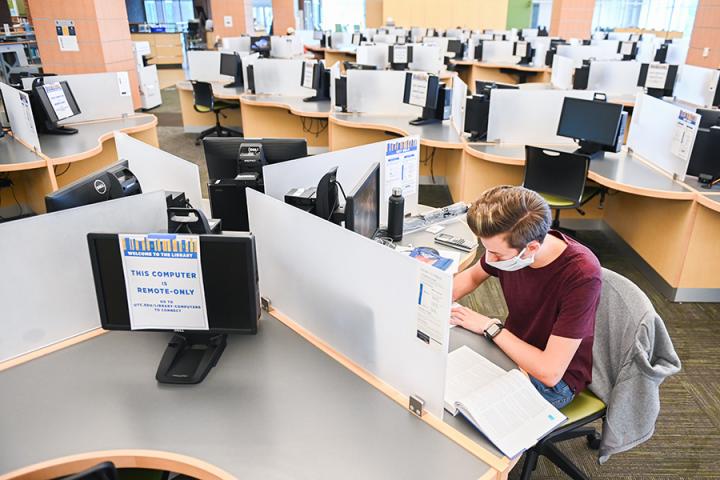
[445,346,567,458]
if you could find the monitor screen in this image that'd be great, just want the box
[464,94,490,136]
[87,233,260,334]
[698,108,720,129]
[250,36,271,52]
[687,127,720,178]
[557,97,623,147]
[204,137,308,180]
[34,80,81,124]
[345,163,380,239]
[220,53,239,77]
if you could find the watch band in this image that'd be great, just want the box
[483,321,503,342]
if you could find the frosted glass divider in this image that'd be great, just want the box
[115,132,203,210]
[674,65,720,108]
[253,59,307,96]
[0,191,168,363]
[556,44,622,67]
[481,41,516,63]
[627,93,696,181]
[409,45,442,74]
[451,77,468,136]
[346,70,418,115]
[551,54,575,90]
[188,50,233,83]
[356,45,389,69]
[587,61,643,96]
[0,83,40,152]
[262,137,420,224]
[247,189,451,418]
[487,89,596,144]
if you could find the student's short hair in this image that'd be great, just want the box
[467,185,551,249]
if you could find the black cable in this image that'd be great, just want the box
[54,163,71,177]
[429,148,436,184]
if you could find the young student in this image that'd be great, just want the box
[451,185,602,409]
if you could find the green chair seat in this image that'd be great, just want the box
[539,192,576,208]
[194,105,211,113]
[560,389,606,424]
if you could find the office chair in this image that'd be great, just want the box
[523,146,605,236]
[191,80,243,146]
[167,207,216,234]
[62,461,119,480]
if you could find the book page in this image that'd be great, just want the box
[444,346,506,414]
[457,370,566,458]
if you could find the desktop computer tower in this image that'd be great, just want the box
[208,179,261,232]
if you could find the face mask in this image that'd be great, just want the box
[486,247,535,272]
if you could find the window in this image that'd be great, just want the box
[593,0,699,36]
[143,0,195,25]
[302,0,365,32]
[531,0,553,29]
[252,6,274,32]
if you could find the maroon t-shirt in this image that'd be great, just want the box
[480,230,601,393]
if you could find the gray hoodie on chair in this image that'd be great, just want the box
[588,268,682,464]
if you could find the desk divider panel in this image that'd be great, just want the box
[480,41,516,63]
[0,83,40,152]
[115,132,203,209]
[246,189,452,418]
[262,137,420,225]
[556,45,622,67]
[587,61,643,96]
[346,70,418,116]
[221,36,250,53]
[674,65,720,108]
[21,73,134,124]
[551,54,574,90]
[356,45,388,69]
[0,191,168,364]
[628,93,696,181]
[188,50,233,83]
[253,59,307,96]
[487,89,596,144]
[450,77,467,136]
[409,46,443,74]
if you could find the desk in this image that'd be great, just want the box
[329,113,466,200]
[324,48,357,68]
[0,114,158,215]
[462,143,719,301]
[240,95,331,148]
[176,81,244,134]
[453,61,551,88]
[0,314,496,480]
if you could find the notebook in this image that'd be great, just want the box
[445,346,567,458]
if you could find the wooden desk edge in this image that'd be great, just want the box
[240,96,331,119]
[695,193,720,213]
[0,450,235,480]
[268,307,511,475]
[330,115,466,149]
[0,328,106,372]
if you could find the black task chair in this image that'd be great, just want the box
[523,146,606,235]
[62,461,119,480]
[191,80,243,145]
[167,207,219,234]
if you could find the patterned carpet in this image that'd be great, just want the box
[155,89,720,480]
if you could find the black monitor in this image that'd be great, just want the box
[557,96,625,158]
[638,63,678,98]
[351,33,364,46]
[475,80,518,97]
[464,94,490,142]
[402,72,442,125]
[204,137,308,180]
[698,108,720,129]
[687,126,720,184]
[301,61,330,102]
[29,79,81,135]
[314,166,340,222]
[219,52,243,88]
[87,232,260,384]
[345,162,380,239]
[513,40,534,64]
[45,161,141,213]
[446,39,464,59]
[246,64,256,93]
[335,76,348,112]
[618,41,638,60]
[388,44,413,70]
[250,35,271,57]
[654,43,669,63]
[343,61,378,70]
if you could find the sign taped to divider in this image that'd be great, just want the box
[118,234,209,331]
[384,136,419,197]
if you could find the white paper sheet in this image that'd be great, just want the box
[117,71,131,97]
[409,72,429,107]
[43,82,73,120]
[646,63,669,89]
[416,263,452,350]
[384,136,419,197]
[670,110,700,162]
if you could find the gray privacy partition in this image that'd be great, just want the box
[0,191,168,363]
[247,190,452,418]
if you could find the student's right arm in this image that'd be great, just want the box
[452,261,490,301]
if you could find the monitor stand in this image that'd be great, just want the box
[303,95,327,102]
[156,332,227,384]
[409,114,441,126]
[45,125,78,135]
[467,131,487,142]
[224,80,243,88]
[575,140,604,160]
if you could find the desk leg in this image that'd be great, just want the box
[241,103,328,147]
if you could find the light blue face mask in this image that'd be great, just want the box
[485,247,535,272]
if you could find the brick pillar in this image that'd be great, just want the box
[272,0,297,35]
[550,0,596,39]
[209,0,253,37]
[28,0,141,109]
[687,0,720,68]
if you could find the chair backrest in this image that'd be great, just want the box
[523,145,590,206]
[63,461,118,480]
[191,80,214,110]
[168,207,213,234]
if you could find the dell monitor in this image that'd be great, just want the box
[638,63,678,98]
[87,232,260,384]
[389,44,413,70]
[345,162,380,239]
[402,72,443,125]
[557,96,626,159]
[29,79,81,135]
[301,60,330,102]
[45,161,141,213]
[250,36,271,57]
[204,137,308,180]
[464,94,490,142]
[219,52,243,88]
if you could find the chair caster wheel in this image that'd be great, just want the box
[587,431,601,450]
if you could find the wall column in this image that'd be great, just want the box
[549,0,596,39]
[272,0,297,34]
[209,0,253,38]
[687,0,720,68]
[27,0,140,109]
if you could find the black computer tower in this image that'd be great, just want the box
[208,180,261,232]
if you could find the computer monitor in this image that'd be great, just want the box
[246,64,256,93]
[301,60,330,102]
[464,94,490,142]
[204,137,308,180]
[351,33,363,46]
[637,63,678,98]
[557,96,625,158]
[654,43,669,63]
[219,52,243,88]
[446,39,464,60]
[388,44,413,70]
[45,161,141,213]
[314,166,340,222]
[87,232,260,384]
[343,61,378,71]
[687,126,720,184]
[29,79,81,135]
[250,35,271,57]
[345,162,380,239]
[475,80,518,98]
[402,72,442,125]
[335,76,348,112]
[513,40,534,64]
[618,41,638,60]
[698,108,720,129]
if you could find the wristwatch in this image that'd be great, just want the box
[483,320,504,342]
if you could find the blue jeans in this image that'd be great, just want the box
[529,376,575,409]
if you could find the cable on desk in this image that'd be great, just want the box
[54,163,71,177]
[422,147,437,184]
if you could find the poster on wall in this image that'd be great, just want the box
[55,19,79,52]
[119,234,209,331]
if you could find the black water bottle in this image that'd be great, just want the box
[388,187,404,242]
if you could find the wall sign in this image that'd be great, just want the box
[55,19,79,52]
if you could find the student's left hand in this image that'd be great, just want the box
[450,306,496,334]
